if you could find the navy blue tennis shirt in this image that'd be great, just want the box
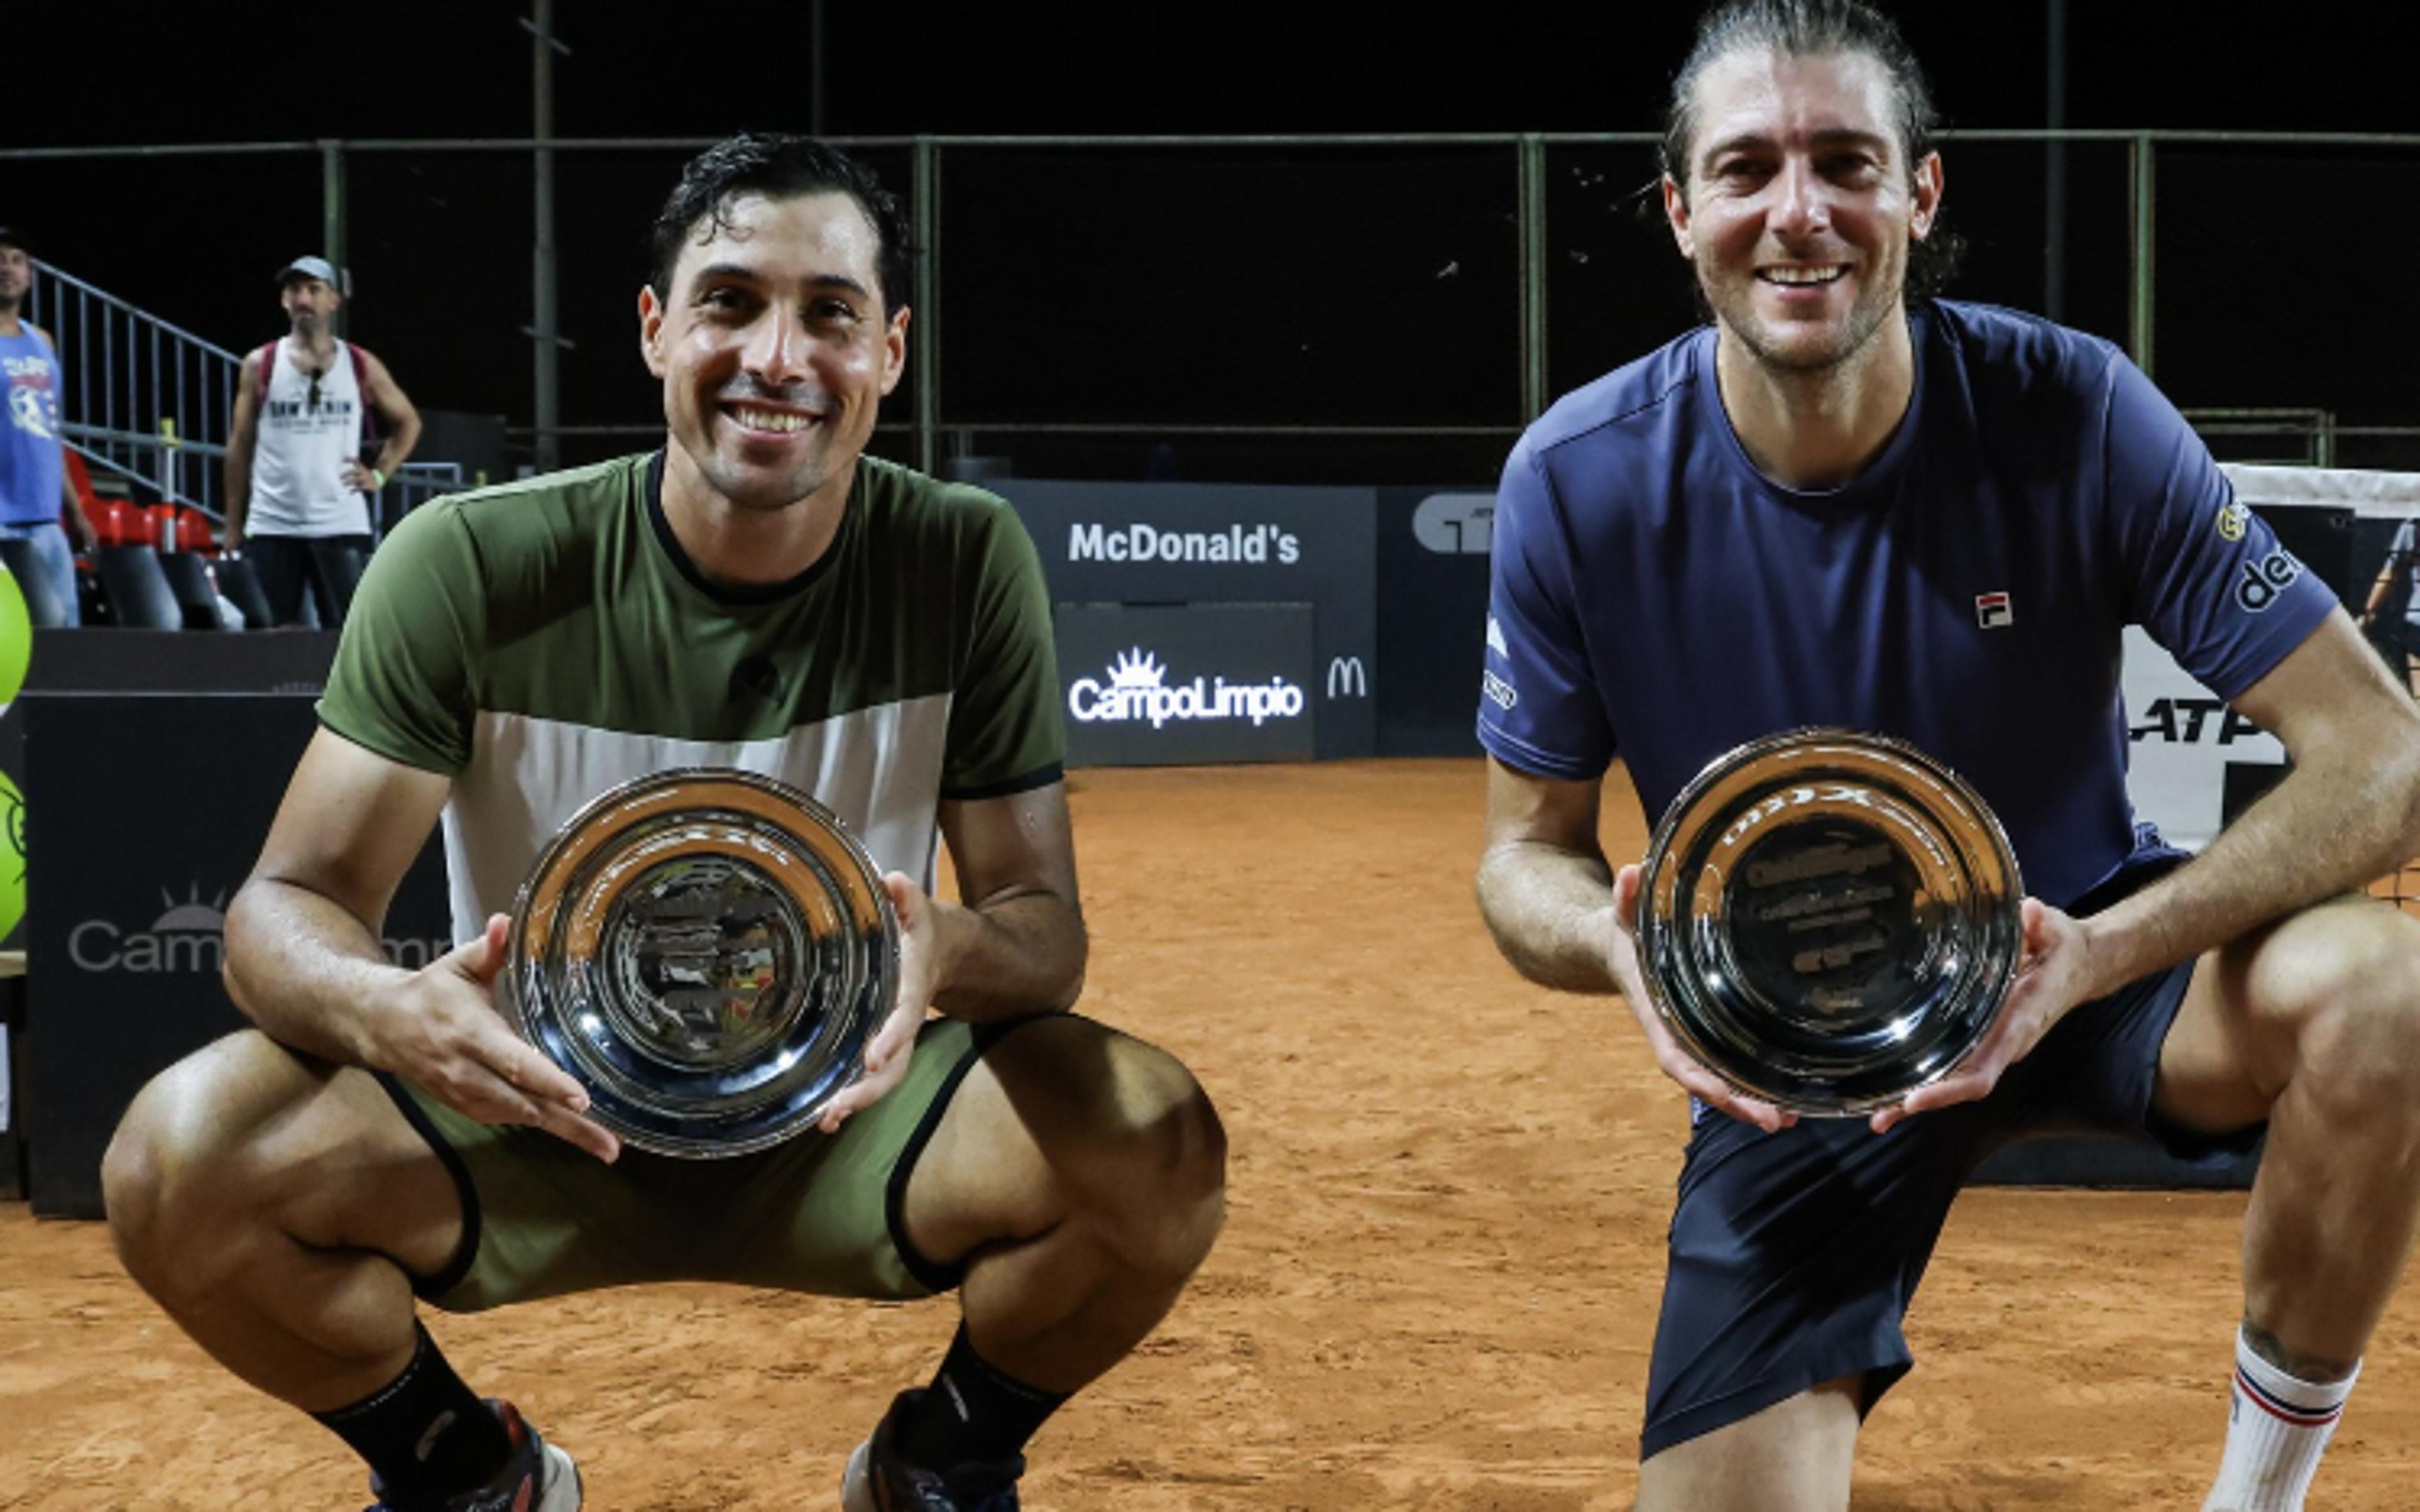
[1478,301,2337,909]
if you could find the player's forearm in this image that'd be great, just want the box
[1475,839,1622,995]
[927,890,1088,1022]
[222,875,414,1067]
[2083,731,2420,992]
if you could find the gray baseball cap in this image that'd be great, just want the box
[278,255,345,291]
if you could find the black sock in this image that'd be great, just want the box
[897,1323,1073,1469]
[311,1324,512,1509]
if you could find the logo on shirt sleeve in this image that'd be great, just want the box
[2216,500,2250,542]
[2235,549,2303,614]
[1485,614,1510,660]
[1974,592,2014,629]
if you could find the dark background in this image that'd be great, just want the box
[4,0,2416,485]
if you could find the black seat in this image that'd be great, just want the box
[0,536,72,628]
[93,544,185,630]
[158,551,229,631]
[210,554,275,630]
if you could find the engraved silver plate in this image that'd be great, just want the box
[1635,729,2023,1116]
[505,768,897,1157]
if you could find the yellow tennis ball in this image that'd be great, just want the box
[0,767,23,940]
[0,565,31,711]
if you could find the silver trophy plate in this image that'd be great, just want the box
[505,768,897,1158]
[1635,729,2022,1117]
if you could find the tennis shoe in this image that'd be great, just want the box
[364,1399,582,1512]
[840,1389,1023,1511]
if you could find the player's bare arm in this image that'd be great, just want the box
[222,728,618,1160]
[1479,756,1795,1131]
[1884,610,2420,1130]
[928,779,1088,1019]
[2080,610,2420,994]
[1475,756,1620,994]
[817,779,1088,1130]
[222,348,261,541]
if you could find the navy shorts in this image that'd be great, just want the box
[1640,853,2260,1458]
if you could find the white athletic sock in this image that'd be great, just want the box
[2201,1324,2360,1512]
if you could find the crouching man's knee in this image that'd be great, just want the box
[102,1031,312,1302]
[996,1020,1229,1284]
[2271,903,2420,1114]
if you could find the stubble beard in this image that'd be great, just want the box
[1710,239,1909,379]
[691,431,839,517]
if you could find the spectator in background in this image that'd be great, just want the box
[224,256,422,628]
[2358,518,2420,694]
[0,226,100,625]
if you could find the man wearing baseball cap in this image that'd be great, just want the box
[224,254,422,627]
[0,226,101,624]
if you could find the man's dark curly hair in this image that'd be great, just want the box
[1661,0,1964,301]
[647,134,914,315]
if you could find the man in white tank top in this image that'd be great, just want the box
[224,256,422,627]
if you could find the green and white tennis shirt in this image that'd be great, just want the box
[320,451,1063,942]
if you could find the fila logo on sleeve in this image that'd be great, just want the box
[1975,592,2014,629]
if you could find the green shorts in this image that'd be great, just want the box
[379,1019,985,1312]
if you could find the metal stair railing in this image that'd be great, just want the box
[25,256,241,518]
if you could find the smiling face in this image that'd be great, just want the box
[1664,46,1941,376]
[639,190,908,517]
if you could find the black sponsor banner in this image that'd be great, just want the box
[993,481,1374,759]
[21,694,449,1217]
[0,631,343,952]
[1376,487,1494,757]
[1056,604,1316,767]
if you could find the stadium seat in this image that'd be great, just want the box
[175,507,218,555]
[89,498,147,548]
[91,546,185,630]
[210,554,275,629]
[156,552,228,631]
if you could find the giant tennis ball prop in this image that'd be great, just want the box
[0,767,24,940]
[0,564,30,713]
[1,563,28,940]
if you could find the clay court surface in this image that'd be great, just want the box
[5,759,2418,1509]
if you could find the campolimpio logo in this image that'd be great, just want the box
[69,885,451,973]
[1068,648,1307,729]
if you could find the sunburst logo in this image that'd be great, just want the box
[152,884,231,934]
[1107,648,1165,689]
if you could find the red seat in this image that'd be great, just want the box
[175,506,217,556]
[89,498,146,548]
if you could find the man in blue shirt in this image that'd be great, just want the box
[1475,4,2420,1509]
[0,227,100,624]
